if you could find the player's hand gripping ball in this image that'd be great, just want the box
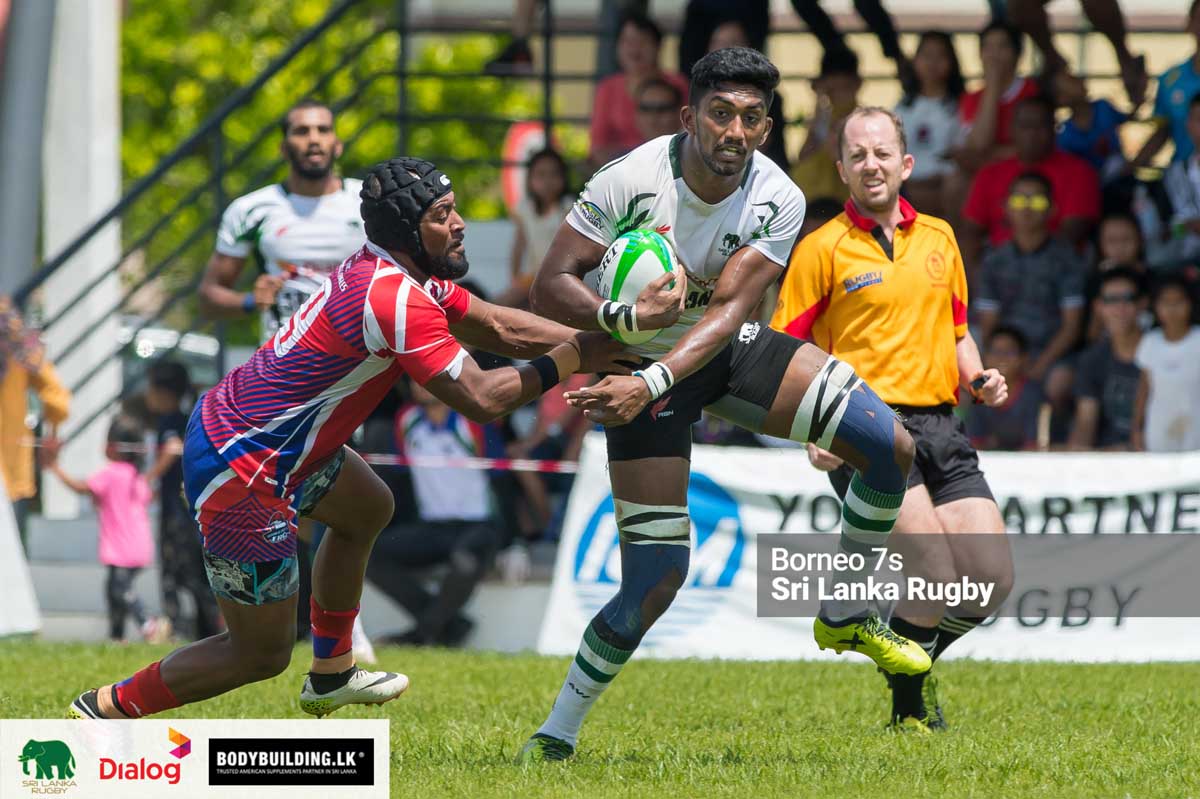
[596,229,685,345]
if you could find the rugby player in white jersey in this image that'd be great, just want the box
[517,47,927,762]
[198,98,375,663]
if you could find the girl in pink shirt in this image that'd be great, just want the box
[45,416,172,642]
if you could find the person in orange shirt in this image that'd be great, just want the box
[772,106,1012,733]
[0,297,69,551]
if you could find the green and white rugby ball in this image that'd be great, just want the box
[596,229,679,346]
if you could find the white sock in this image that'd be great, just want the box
[537,622,632,746]
[351,616,377,665]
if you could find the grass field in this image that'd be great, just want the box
[1,640,1196,798]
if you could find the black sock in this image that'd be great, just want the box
[887,617,938,718]
[932,615,986,661]
[308,665,358,694]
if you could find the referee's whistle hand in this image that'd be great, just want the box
[973,368,1008,407]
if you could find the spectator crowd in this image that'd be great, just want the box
[495,0,1200,456]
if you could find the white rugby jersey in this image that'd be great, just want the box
[566,133,805,356]
[216,178,366,342]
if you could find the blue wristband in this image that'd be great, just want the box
[241,293,256,313]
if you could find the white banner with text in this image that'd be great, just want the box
[538,434,1200,662]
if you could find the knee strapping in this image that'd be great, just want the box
[790,357,861,449]
[792,357,904,494]
[614,499,691,547]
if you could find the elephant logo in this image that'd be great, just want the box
[18,739,75,780]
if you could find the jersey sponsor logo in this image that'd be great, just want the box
[575,200,607,231]
[650,396,673,420]
[843,271,884,293]
[655,224,671,234]
[738,321,761,344]
[925,251,947,282]
[719,233,741,257]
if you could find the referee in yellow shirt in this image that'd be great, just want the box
[772,107,1013,733]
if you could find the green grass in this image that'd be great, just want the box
[1,640,1197,798]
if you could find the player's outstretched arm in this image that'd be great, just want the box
[451,292,611,362]
[422,332,619,424]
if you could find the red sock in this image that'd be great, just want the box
[113,661,180,718]
[310,598,358,660]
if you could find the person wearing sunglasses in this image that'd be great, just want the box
[961,95,1101,279]
[633,77,685,143]
[1069,267,1146,450]
[976,172,1086,415]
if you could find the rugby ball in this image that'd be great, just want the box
[596,229,679,346]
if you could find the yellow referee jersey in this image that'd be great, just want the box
[770,198,968,407]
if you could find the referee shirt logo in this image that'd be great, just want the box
[842,271,883,293]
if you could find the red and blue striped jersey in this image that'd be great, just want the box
[200,241,470,496]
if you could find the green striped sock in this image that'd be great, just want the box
[537,622,633,746]
[824,475,904,622]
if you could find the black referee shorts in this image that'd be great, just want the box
[830,404,994,506]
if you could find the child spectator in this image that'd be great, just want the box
[1084,212,1151,342]
[791,48,861,202]
[1163,95,1200,264]
[144,359,221,641]
[588,12,689,167]
[501,149,574,308]
[1049,69,1129,183]
[975,172,1086,405]
[967,326,1045,451]
[43,417,166,642]
[1133,275,1200,451]
[1095,210,1147,273]
[895,30,965,217]
[1070,267,1145,450]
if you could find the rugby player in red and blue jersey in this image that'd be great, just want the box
[69,157,630,720]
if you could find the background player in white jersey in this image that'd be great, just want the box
[200,98,365,338]
[517,48,925,763]
[198,98,374,661]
